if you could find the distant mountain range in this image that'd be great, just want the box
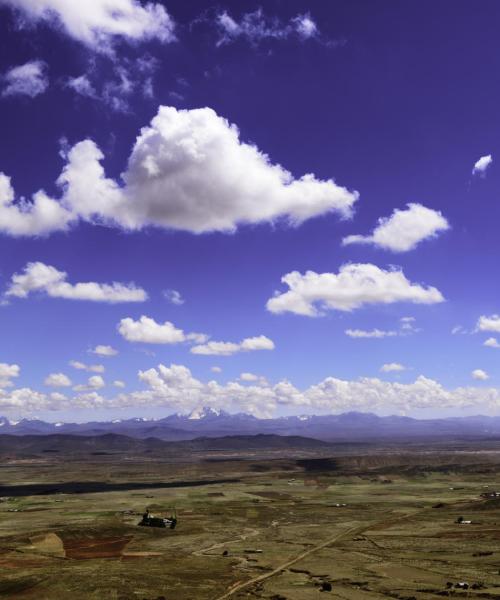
[2,408,500,441]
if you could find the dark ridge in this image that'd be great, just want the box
[296,458,340,472]
[0,477,241,497]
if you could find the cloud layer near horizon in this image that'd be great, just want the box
[2,362,500,418]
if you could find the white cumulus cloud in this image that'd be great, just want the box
[190,335,275,356]
[0,363,20,388]
[472,369,489,381]
[116,106,357,232]
[346,317,419,340]
[239,372,267,385]
[69,361,105,373]
[1,0,176,51]
[44,372,72,387]
[0,173,72,236]
[342,203,449,252]
[267,263,444,316]
[472,154,492,176]
[477,315,500,333]
[91,344,118,356]
[484,337,500,348]
[1,60,48,98]
[5,262,147,303]
[6,364,500,418]
[113,364,500,418]
[118,315,207,345]
[88,375,105,389]
[73,375,105,391]
[0,106,358,237]
[0,387,56,412]
[240,372,259,381]
[380,363,406,372]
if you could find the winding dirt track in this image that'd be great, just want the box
[212,512,418,600]
[193,528,260,557]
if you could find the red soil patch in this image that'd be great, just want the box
[0,558,48,568]
[63,535,132,559]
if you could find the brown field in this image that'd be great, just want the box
[1,441,500,599]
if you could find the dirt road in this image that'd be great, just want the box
[213,511,419,600]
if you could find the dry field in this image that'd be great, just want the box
[1,444,500,599]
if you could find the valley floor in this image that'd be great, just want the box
[1,447,500,599]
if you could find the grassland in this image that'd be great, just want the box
[1,441,500,599]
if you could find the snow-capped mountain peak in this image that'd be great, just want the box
[188,406,222,420]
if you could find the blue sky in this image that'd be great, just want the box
[1,0,500,421]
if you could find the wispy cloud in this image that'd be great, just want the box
[2,60,48,98]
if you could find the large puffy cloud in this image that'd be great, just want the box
[1,0,175,51]
[118,106,357,232]
[118,315,207,345]
[1,60,48,98]
[190,335,275,356]
[342,204,449,252]
[5,262,147,303]
[0,106,358,237]
[267,263,444,316]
